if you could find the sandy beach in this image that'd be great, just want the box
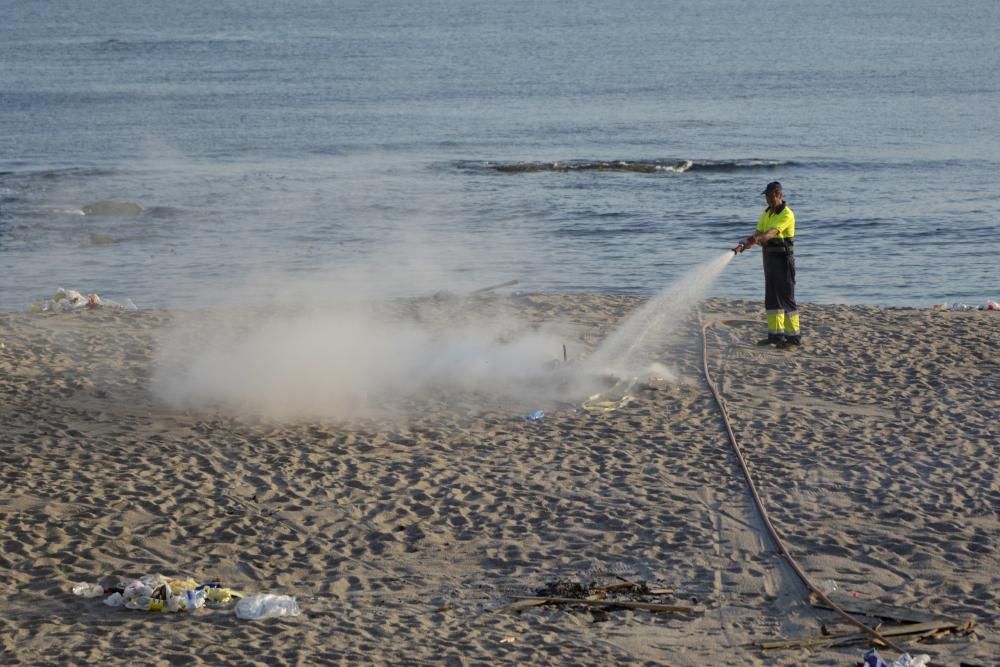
[1,294,997,666]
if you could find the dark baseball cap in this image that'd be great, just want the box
[761,181,783,195]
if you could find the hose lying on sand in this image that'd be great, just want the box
[699,316,921,660]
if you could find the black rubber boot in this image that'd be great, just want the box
[757,333,786,347]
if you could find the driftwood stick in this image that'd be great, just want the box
[759,619,975,651]
[810,592,961,625]
[492,598,551,614]
[470,279,519,295]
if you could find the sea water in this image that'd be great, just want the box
[2,0,998,311]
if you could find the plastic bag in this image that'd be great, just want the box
[863,649,931,667]
[235,594,301,620]
[72,582,105,598]
[103,592,124,607]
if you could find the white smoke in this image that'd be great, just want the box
[151,206,568,420]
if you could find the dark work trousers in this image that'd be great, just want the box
[762,248,797,342]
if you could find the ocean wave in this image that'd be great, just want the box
[469,159,796,174]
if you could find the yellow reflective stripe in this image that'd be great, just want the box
[767,312,785,333]
[784,312,800,335]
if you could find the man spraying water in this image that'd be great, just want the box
[733,181,801,349]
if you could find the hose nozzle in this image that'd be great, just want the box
[733,235,756,254]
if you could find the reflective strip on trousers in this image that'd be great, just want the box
[784,312,800,335]
[767,311,785,334]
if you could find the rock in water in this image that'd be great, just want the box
[82,200,144,216]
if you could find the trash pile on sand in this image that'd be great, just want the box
[493,574,697,617]
[930,300,1000,311]
[72,573,300,620]
[30,288,137,313]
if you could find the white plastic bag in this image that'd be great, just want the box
[235,594,301,620]
[103,592,124,607]
[864,649,931,667]
[72,582,105,598]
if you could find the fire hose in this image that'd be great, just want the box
[699,315,930,661]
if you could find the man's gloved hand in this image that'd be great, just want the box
[733,235,756,254]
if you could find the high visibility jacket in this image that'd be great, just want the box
[757,204,795,240]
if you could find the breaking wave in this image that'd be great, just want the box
[466,159,796,175]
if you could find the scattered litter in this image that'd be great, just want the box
[525,410,545,421]
[820,579,838,595]
[72,573,244,614]
[71,582,104,598]
[494,576,696,617]
[583,376,637,412]
[582,394,633,412]
[931,301,1000,311]
[30,288,137,313]
[235,593,301,620]
[118,574,210,612]
[535,580,590,598]
[205,586,237,604]
[499,636,517,644]
[863,648,930,667]
[645,362,674,386]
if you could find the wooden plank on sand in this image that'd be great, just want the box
[759,619,976,651]
[492,598,551,613]
[810,592,961,625]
